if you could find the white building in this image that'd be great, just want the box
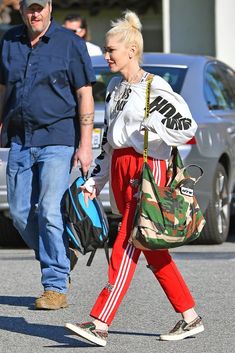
[163,0,235,69]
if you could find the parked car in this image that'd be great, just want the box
[1,53,235,245]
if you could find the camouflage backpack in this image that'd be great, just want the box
[129,76,206,250]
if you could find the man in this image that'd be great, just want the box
[63,14,102,56]
[0,0,95,309]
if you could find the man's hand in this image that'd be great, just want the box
[73,144,92,176]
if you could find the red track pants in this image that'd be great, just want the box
[90,148,195,325]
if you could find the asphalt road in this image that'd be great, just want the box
[0,232,235,353]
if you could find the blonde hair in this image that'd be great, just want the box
[106,10,143,64]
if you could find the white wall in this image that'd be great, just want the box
[163,0,171,53]
[163,0,215,56]
[215,0,235,69]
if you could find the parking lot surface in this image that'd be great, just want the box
[0,235,235,353]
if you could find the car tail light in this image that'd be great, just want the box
[186,136,196,145]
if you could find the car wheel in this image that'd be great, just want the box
[0,213,27,247]
[197,163,230,244]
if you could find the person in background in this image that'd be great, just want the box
[0,0,20,24]
[63,13,102,56]
[0,0,95,309]
[64,10,204,347]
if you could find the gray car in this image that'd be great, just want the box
[1,53,235,245]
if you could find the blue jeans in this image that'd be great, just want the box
[7,143,75,293]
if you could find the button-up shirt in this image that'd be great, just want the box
[0,19,96,147]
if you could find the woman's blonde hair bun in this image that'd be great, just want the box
[106,10,144,64]
[123,10,142,32]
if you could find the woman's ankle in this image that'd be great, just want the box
[93,319,108,331]
[181,308,198,323]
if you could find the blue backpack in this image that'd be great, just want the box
[64,176,109,266]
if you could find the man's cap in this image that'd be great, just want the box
[21,0,49,7]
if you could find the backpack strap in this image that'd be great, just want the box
[86,249,96,266]
[104,241,110,264]
[86,241,110,267]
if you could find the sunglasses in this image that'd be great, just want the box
[71,28,82,34]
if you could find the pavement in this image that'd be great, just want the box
[0,238,235,353]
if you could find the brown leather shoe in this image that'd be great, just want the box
[35,290,68,310]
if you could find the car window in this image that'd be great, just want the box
[205,63,235,110]
[141,66,187,93]
[92,66,187,102]
[93,70,115,103]
[219,65,235,107]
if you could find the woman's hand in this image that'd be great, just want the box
[80,184,97,207]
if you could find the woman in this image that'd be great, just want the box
[65,10,204,347]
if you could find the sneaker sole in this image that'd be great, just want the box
[65,323,107,347]
[35,302,68,310]
[159,324,205,341]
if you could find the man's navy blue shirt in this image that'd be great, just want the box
[0,19,96,147]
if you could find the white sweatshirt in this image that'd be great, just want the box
[86,74,197,200]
